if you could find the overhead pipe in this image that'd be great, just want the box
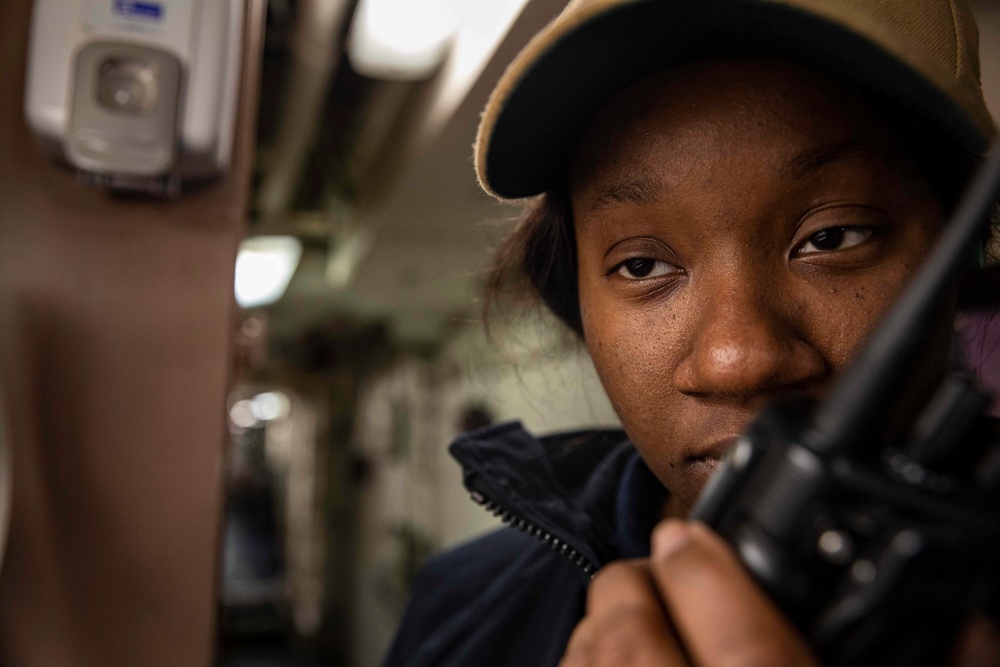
[256,0,351,225]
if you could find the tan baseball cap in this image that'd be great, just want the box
[475,0,996,200]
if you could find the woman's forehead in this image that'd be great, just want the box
[568,58,904,200]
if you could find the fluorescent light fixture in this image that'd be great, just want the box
[422,0,530,134]
[347,0,459,80]
[234,236,303,308]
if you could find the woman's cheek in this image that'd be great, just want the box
[582,291,684,436]
[794,268,916,372]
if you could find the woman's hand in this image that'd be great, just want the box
[561,519,1000,666]
[560,520,819,666]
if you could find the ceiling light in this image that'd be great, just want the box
[347,0,459,80]
[421,0,530,134]
[229,400,258,429]
[234,236,303,308]
[251,391,291,422]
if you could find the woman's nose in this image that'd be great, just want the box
[673,280,827,400]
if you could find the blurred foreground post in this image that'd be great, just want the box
[0,0,264,665]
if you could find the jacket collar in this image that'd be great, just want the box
[449,421,666,570]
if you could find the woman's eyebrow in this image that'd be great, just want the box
[786,141,874,178]
[583,142,874,214]
[587,175,663,212]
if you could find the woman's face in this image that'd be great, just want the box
[571,59,949,510]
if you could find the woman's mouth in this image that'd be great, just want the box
[686,436,739,465]
[683,436,740,481]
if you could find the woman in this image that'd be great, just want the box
[385,0,1000,665]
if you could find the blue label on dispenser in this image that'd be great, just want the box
[112,0,164,21]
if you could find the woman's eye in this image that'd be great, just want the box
[615,257,675,279]
[798,226,874,255]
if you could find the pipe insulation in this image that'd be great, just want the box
[257,0,351,222]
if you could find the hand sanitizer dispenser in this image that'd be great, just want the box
[24,0,245,195]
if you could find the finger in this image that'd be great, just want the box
[648,520,819,667]
[561,610,688,667]
[586,559,663,615]
[561,560,688,666]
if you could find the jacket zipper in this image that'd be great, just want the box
[469,487,599,579]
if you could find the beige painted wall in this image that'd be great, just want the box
[0,1,263,665]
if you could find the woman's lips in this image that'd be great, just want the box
[684,437,738,493]
[685,436,739,465]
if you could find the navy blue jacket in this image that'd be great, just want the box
[382,422,666,667]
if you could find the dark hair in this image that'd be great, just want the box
[485,93,995,335]
[486,188,580,335]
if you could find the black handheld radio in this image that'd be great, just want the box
[691,143,1000,666]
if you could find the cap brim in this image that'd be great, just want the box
[478,0,993,199]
